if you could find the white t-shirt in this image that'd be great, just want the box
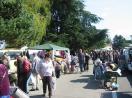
[39,59,54,77]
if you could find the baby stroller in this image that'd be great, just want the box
[104,69,120,90]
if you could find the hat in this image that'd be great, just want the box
[110,64,116,70]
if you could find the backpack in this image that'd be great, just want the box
[23,59,31,74]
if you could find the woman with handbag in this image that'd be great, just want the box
[38,53,55,98]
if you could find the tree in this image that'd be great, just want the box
[0,0,51,47]
[112,35,126,50]
[89,29,109,49]
[46,0,108,50]
[0,0,108,49]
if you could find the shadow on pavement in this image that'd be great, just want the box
[117,92,132,98]
[127,75,132,87]
[80,75,90,77]
[70,77,89,83]
[121,70,132,87]
[71,75,101,89]
[83,75,101,89]
[121,69,132,77]
[100,92,112,98]
[30,95,43,98]
[100,91,132,98]
[70,75,93,83]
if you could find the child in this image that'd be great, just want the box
[110,77,119,90]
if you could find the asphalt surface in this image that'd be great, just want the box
[29,61,132,98]
[116,71,132,98]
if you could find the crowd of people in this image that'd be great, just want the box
[0,48,92,98]
[91,50,124,90]
[0,48,126,98]
[91,50,126,66]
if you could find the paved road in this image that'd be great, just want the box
[101,70,132,98]
[29,61,132,98]
[116,71,132,98]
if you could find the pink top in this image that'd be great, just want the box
[0,64,10,96]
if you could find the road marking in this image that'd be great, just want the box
[112,91,117,98]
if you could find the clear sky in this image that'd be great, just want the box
[84,0,132,40]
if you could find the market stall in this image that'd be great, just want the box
[29,43,70,59]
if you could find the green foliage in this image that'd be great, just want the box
[88,29,108,49]
[0,0,21,19]
[112,35,126,50]
[0,0,108,49]
[0,0,51,47]
[46,0,108,50]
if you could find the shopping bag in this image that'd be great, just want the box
[10,86,29,98]
[51,77,56,95]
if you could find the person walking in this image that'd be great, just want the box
[0,58,10,98]
[70,52,78,73]
[22,56,31,93]
[84,51,90,71]
[30,53,40,91]
[38,53,55,98]
[53,58,61,78]
[78,49,85,72]
[15,54,24,90]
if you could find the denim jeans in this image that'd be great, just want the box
[0,95,10,98]
[79,62,84,72]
